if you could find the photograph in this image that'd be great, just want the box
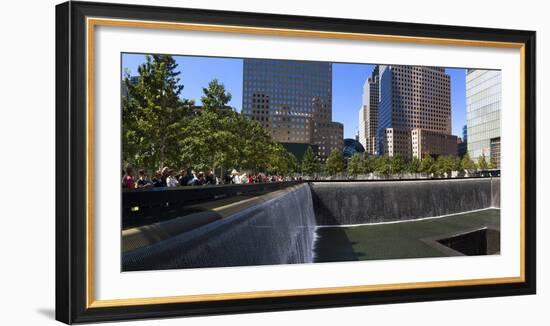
[1,0,544,323]
[52,1,536,323]
[120,53,502,271]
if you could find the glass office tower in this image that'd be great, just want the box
[242,59,343,162]
[465,69,501,167]
[358,66,379,155]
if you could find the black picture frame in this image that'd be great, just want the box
[56,1,536,324]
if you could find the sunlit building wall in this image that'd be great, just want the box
[381,128,411,158]
[377,65,452,157]
[465,69,501,167]
[411,128,458,160]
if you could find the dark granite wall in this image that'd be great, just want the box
[310,178,500,225]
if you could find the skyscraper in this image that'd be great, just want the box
[242,59,343,162]
[457,124,468,157]
[466,69,501,168]
[377,65,453,158]
[358,66,379,155]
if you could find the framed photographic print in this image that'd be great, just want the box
[56,1,536,324]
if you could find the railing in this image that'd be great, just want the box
[300,169,501,181]
[122,181,301,228]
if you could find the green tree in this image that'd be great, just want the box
[178,110,237,176]
[375,155,392,176]
[390,154,406,175]
[347,153,363,176]
[301,146,321,176]
[122,57,306,178]
[435,155,455,176]
[406,157,421,174]
[477,154,489,170]
[231,112,273,171]
[200,79,232,110]
[419,154,435,174]
[362,155,376,174]
[325,149,345,176]
[452,155,462,171]
[122,54,189,171]
[177,103,281,179]
[286,152,299,174]
[268,144,298,176]
[460,153,476,172]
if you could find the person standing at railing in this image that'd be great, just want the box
[122,166,135,189]
[166,169,179,187]
[232,170,241,184]
[205,171,216,185]
[188,170,201,186]
[136,169,153,188]
[195,172,206,185]
[160,167,169,187]
[178,168,192,186]
[151,170,164,187]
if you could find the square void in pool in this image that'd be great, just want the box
[437,228,500,256]
[313,209,500,263]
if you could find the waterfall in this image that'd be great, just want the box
[310,178,499,225]
[123,178,500,271]
[123,184,318,271]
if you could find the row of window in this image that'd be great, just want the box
[467,126,500,144]
[467,110,500,127]
[466,70,501,91]
[467,103,500,117]
[466,93,501,111]
[244,100,329,108]
[244,107,323,114]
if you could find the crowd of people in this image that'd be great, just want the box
[121,166,298,190]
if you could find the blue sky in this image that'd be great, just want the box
[122,53,467,138]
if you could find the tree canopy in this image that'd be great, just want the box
[301,146,321,176]
[406,157,421,174]
[477,154,489,170]
[122,55,296,176]
[460,153,476,171]
[347,153,363,176]
[419,154,436,174]
[200,79,232,110]
[390,154,405,174]
[325,149,345,175]
[435,155,456,176]
[122,54,190,171]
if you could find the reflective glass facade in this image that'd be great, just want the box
[242,59,342,161]
[358,66,379,155]
[343,138,365,159]
[465,69,501,166]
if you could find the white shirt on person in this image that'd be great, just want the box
[166,176,179,187]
